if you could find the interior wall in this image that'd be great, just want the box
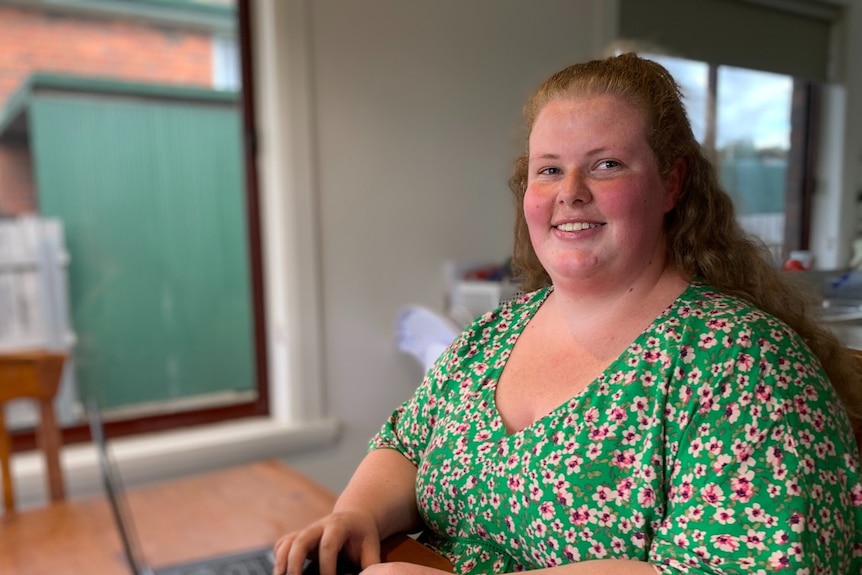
[277,0,604,491]
[268,0,862,492]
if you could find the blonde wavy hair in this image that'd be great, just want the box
[508,52,862,436]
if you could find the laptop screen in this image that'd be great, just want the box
[86,398,155,575]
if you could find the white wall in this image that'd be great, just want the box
[254,0,607,491]
[253,0,862,493]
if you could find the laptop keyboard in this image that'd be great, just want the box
[174,553,273,575]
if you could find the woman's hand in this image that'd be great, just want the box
[272,509,382,575]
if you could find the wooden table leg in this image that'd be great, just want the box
[0,409,13,513]
[36,398,64,502]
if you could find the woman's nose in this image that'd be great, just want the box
[558,172,591,204]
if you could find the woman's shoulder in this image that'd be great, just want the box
[676,281,798,333]
[667,280,820,364]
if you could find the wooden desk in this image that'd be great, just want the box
[0,460,337,575]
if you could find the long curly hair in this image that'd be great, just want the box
[508,52,862,434]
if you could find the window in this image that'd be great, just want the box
[645,53,810,263]
[0,0,268,451]
[213,35,241,91]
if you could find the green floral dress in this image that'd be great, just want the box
[370,282,862,574]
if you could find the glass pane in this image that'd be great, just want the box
[0,1,257,426]
[649,55,710,144]
[717,66,793,261]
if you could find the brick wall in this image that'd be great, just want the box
[0,6,213,107]
[0,5,216,215]
[0,142,36,215]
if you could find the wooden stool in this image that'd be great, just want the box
[0,350,66,512]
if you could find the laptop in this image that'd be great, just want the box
[86,398,276,575]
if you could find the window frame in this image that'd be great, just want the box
[10,0,269,452]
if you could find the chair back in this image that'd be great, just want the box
[0,350,66,513]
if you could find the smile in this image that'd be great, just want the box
[554,222,604,232]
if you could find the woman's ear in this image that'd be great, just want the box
[663,158,685,212]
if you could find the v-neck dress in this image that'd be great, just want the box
[370,282,862,574]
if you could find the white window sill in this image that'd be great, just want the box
[12,416,340,510]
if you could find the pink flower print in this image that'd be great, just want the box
[785,478,802,497]
[712,534,739,553]
[743,530,766,550]
[789,511,805,533]
[768,551,790,569]
[509,495,521,514]
[528,484,544,501]
[701,483,725,505]
[539,501,555,520]
[773,530,790,546]
[569,505,590,525]
[588,541,607,559]
[565,455,583,473]
[675,476,694,502]
[613,449,636,468]
[730,472,755,502]
[714,507,735,524]
[563,545,581,562]
[530,519,547,538]
[642,349,661,363]
[592,486,614,505]
[621,426,639,446]
[735,353,754,372]
[674,533,689,548]
[766,445,784,466]
[607,406,626,422]
[637,486,656,506]
[754,382,773,401]
[615,479,634,503]
[705,436,723,454]
[698,332,718,349]
[597,508,615,527]
[632,396,648,412]
[723,403,740,424]
[588,423,612,441]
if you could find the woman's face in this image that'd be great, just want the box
[524,94,681,291]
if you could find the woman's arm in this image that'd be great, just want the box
[334,447,423,539]
[274,448,421,575]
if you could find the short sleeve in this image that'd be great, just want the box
[648,328,862,573]
[368,333,463,465]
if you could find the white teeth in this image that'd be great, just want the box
[556,222,601,232]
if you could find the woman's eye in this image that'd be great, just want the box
[596,160,620,170]
[539,167,562,176]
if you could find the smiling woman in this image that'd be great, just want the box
[271,53,862,575]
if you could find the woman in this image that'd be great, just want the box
[274,53,862,575]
